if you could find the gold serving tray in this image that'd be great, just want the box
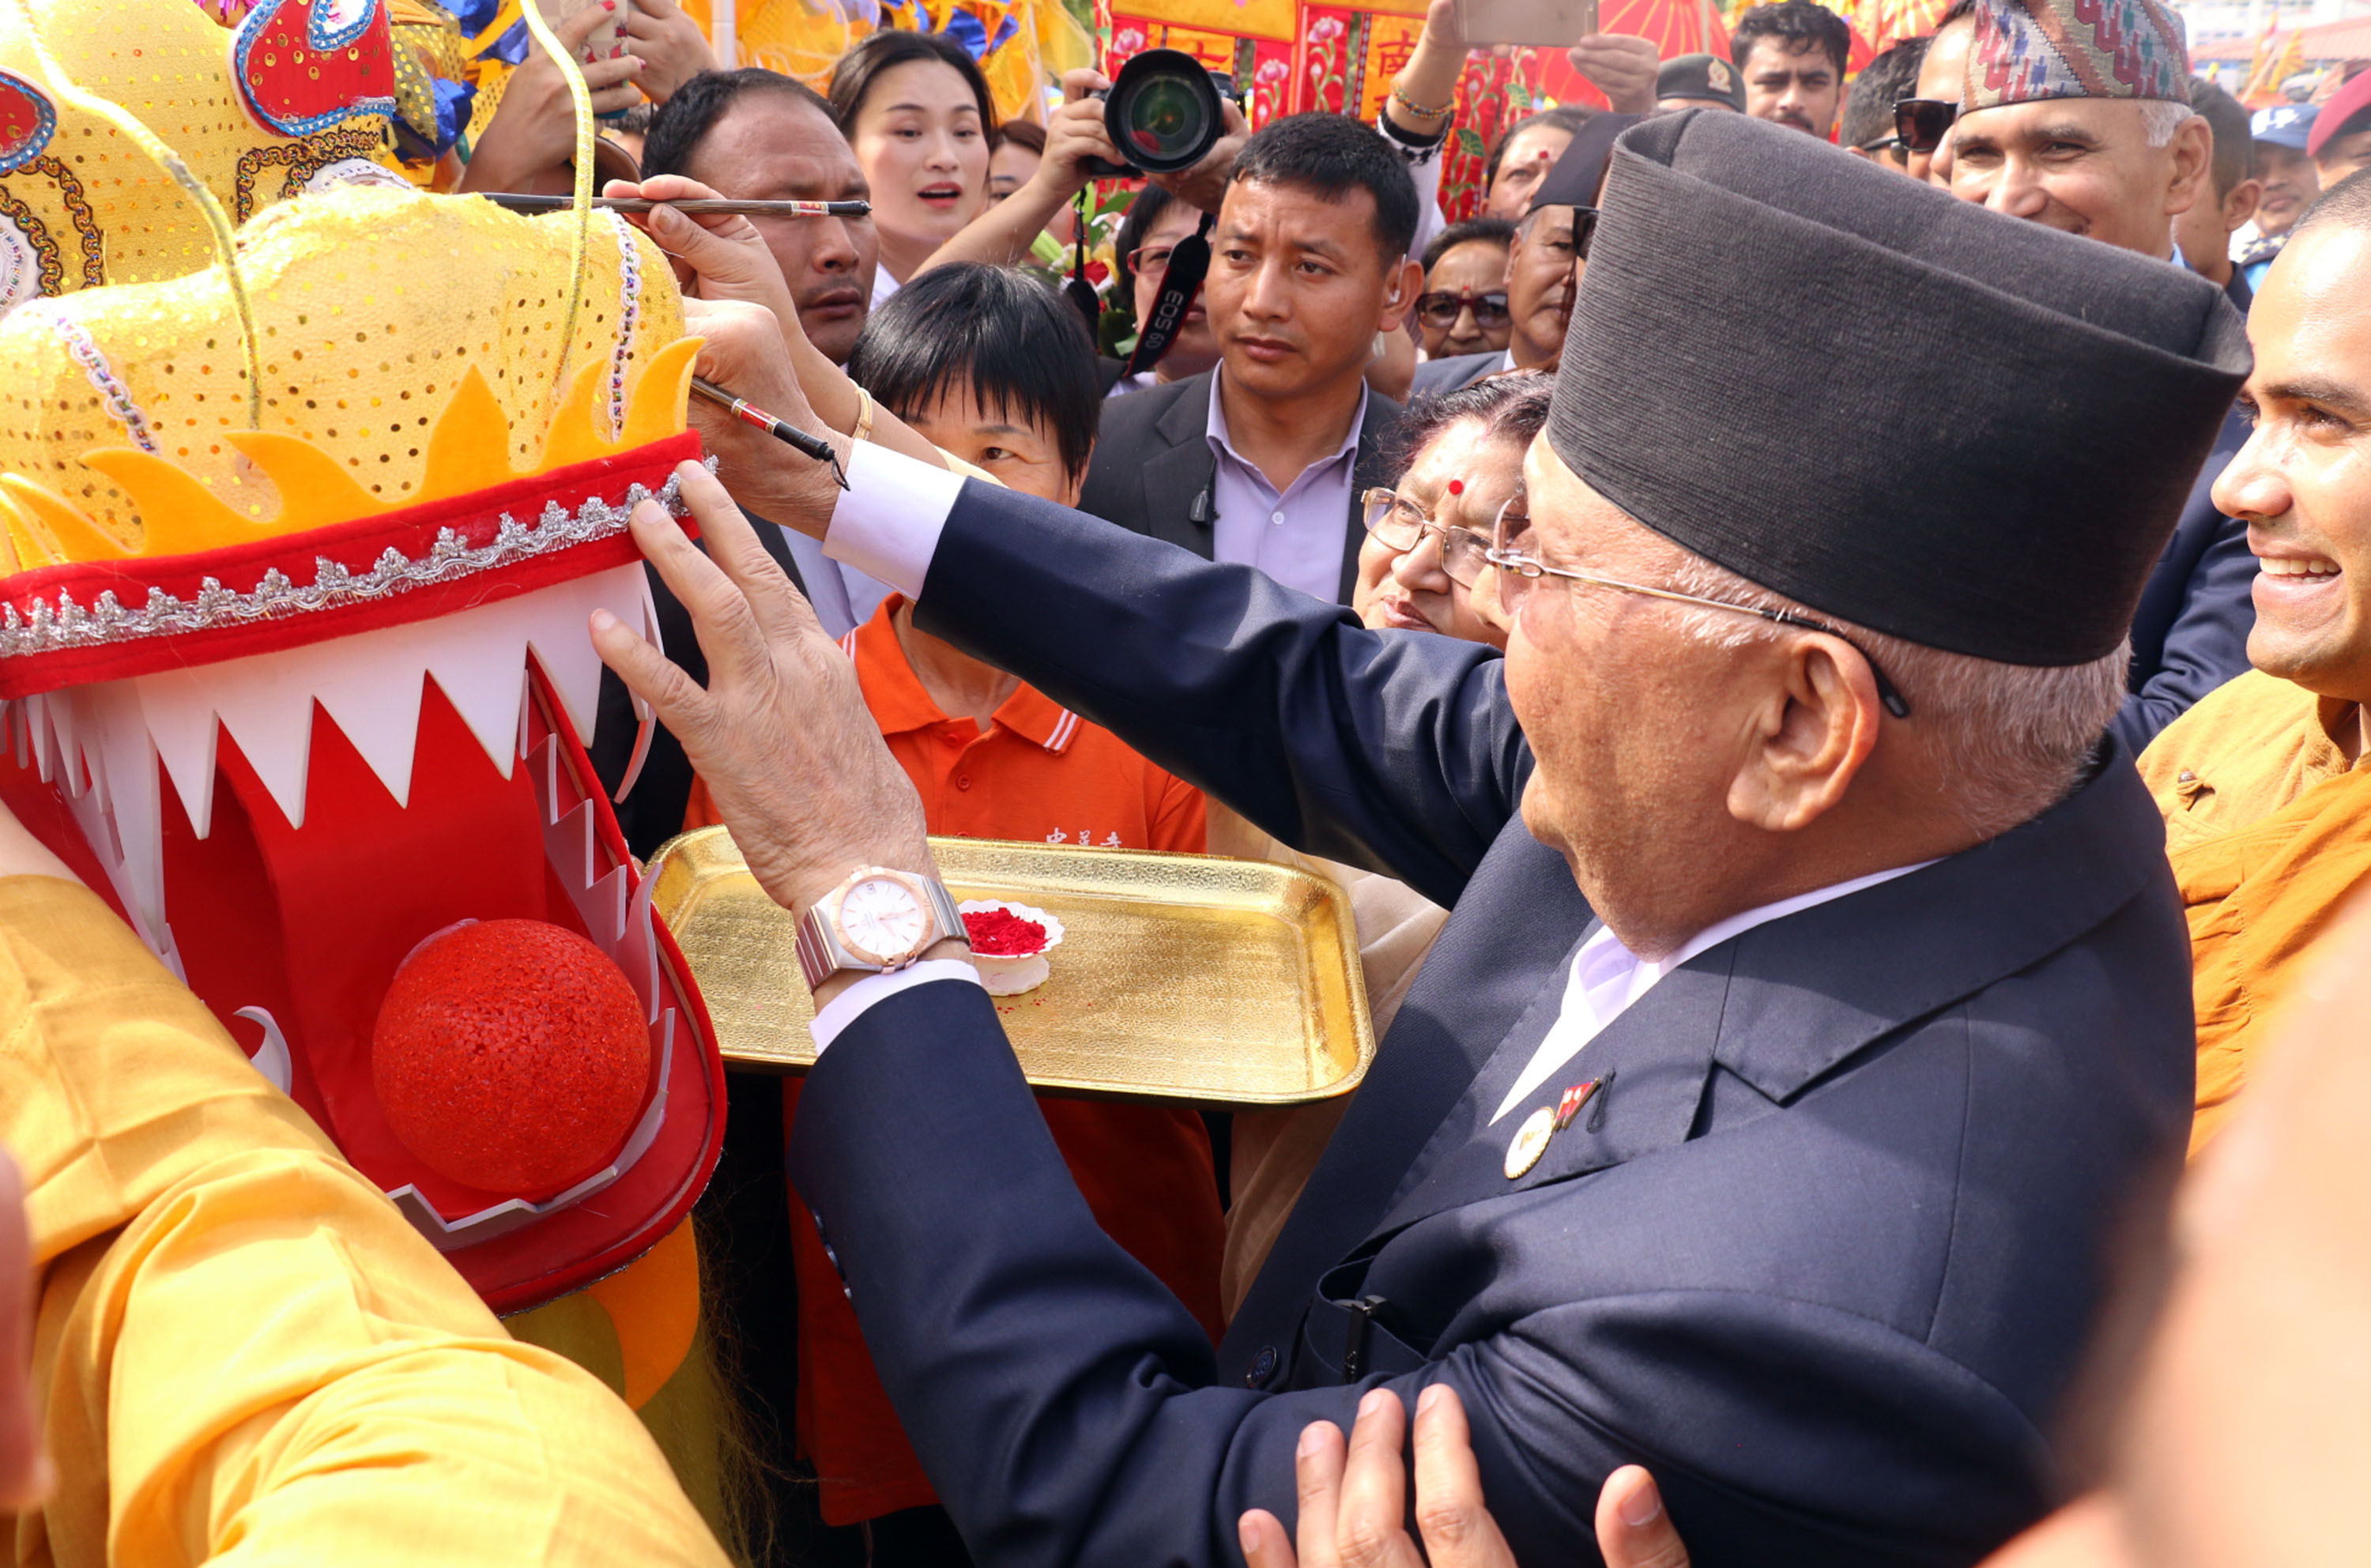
[647,830,1376,1107]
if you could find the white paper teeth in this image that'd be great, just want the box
[51,567,652,842]
[14,688,181,974]
[234,1005,295,1093]
[5,567,658,980]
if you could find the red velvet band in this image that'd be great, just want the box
[0,432,703,700]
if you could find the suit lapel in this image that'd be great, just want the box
[1218,822,1590,1374]
[1374,955,1728,1238]
[1144,375,1218,560]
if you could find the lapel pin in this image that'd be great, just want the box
[1507,1080,1608,1181]
[1504,1106,1556,1179]
[1555,1079,1603,1132]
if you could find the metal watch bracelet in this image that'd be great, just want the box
[793,874,970,992]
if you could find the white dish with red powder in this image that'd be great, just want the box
[959,899,1066,996]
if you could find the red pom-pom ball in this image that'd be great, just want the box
[372,919,652,1199]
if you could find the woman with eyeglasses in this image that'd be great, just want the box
[1211,373,1551,1316]
[1414,217,1517,360]
[1353,371,1552,649]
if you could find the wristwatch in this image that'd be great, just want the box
[796,865,970,991]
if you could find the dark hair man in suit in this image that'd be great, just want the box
[1946,0,2253,756]
[1077,112,1421,606]
[601,111,2243,1566]
[1730,0,1850,138]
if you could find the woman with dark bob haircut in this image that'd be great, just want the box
[826,32,998,307]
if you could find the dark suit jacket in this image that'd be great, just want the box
[590,511,807,861]
[2113,403,2255,755]
[1076,371,1401,605]
[1409,348,1502,398]
[787,481,2196,1568]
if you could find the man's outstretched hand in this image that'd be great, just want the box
[1235,1385,1691,1568]
[590,462,934,945]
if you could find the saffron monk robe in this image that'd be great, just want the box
[684,264,1225,1530]
[600,114,2239,1566]
[2137,169,2371,1158]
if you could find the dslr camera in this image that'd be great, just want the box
[1082,49,1237,178]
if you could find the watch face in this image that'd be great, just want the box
[836,876,929,965]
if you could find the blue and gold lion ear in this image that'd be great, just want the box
[0,66,58,175]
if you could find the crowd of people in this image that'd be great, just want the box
[9,0,2371,1562]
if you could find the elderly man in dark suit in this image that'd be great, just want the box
[1079,114,1420,606]
[598,113,2243,1566]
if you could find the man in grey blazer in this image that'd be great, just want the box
[1079,114,1420,605]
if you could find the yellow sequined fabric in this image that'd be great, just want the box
[0,183,688,561]
[0,0,401,305]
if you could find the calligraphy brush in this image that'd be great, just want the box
[482,194,873,218]
[687,377,850,489]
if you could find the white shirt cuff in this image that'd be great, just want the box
[808,957,985,1054]
[823,439,966,601]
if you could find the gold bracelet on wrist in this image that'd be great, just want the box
[850,385,876,445]
[1389,83,1455,121]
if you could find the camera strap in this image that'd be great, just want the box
[1125,208,1216,378]
[1064,190,1102,334]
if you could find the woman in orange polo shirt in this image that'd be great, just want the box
[686,263,1222,1553]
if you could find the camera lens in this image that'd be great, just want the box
[1095,49,1223,174]
[1119,75,1208,164]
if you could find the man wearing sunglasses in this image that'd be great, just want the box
[1841,38,1928,173]
[1412,217,1517,361]
[1891,0,1975,185]
[1935,0,2259,756]
[609,111,2241,1568]
[1413,121,1622,397]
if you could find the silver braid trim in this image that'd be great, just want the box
[0,457,711,662]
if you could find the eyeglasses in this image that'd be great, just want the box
[1855,134,1903,155]
[1892,98,1958,155]
[1415,289,1511,330]
[1125,243,1177,281]
[1362,488,1493,588]
[1484,499,1912,718]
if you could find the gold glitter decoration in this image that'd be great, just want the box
[0,183,687,556]
[232,124,395,220]
[0,187,62,299]
[0,0,401,296]
[647,831,1379,1106]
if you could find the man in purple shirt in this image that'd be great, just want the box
[1077,114,1420,605]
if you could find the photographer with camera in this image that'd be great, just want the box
[903,66,1252,281]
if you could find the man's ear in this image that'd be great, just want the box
[2163,113,2215,219]
[1379,255,1425,331]
[2223,175,2263,234]
[1725,633,1883,835]
[1845,143,1878,163]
